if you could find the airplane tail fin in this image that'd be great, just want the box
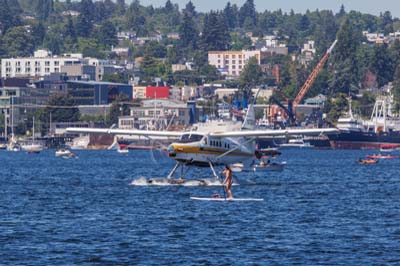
[241,104,256,130]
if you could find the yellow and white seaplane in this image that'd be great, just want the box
[66,103,338,184]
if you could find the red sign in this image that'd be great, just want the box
[146,86,170,99]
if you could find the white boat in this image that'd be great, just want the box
[117,148,129,154]
[279,138,314,149]
[67,135,90,150]
[231,161,286,172]
[20,117,44,153]
[55,148,72,157]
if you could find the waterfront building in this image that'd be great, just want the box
[66,81,133,105]
[1,50,83,78]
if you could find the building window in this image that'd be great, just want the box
[218,55,220,58]
[218,60,220,63]
[232,71,236,75]
[232,55,236,59]
[239,60,242,64]
[25,62,30,67]
[45,61,50,66]
[16,67,21,73]
[225,60,229,64]
[54,61,59,66]
[35,61,40,66]
[16,61,21,67]
[239,65,242,69]
[217,65,220,68]
[6,61,11,66]
[35,67,40,72]
[45,67,50,73]
[6,67,11,73]
[148,110,154,116]
[54,68,59,72]
[239,55,242,58]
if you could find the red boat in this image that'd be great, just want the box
[365,154,399,159]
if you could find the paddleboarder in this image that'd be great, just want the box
[223,165,233,199]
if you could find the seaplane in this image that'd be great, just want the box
[66,97,338,186]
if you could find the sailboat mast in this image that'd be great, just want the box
[33,116,35,141]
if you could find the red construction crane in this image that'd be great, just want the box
[269,40,337,126]
[293,40,337,106]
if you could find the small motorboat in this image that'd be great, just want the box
[56,148,72,157]
[117,148,129,154]
[357,158,378,165]
[365,154,399,159]
[231,161,286,172]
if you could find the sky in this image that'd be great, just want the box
[133,0,400,17]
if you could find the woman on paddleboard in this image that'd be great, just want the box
[223,165,233,199]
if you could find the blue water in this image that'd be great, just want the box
[1,149,399,265]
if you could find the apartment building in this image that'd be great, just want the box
[208,50,264,77]
[1,50,83,78]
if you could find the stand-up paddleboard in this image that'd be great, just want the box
[190,197,264,201]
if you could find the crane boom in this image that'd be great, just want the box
[293,40,337,106]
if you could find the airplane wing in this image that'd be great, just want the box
[65,127,183,138]
[209,128,339,138]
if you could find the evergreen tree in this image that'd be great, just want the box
[96,20,118,48]
[393,65,400,110]
[126,1,146,36]
[329,17,361,94]
[31,22,46,48]
[63,15,77,51]
[36,0,54,20]
[223,2,238,30]
[75,0,95,36]
[2,26,34,57]
[238,0,257,28]
[201,11,230,51]
[239,57,262,90]
[370,44,394,87]
[0,0,20,34]
[184,1,196,17]
[178,10,198,51]
[115,0,126,16]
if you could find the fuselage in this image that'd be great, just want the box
[167,133,255,166]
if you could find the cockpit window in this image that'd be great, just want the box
[177,134,204,143]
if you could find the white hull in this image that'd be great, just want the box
[55,149,72,157]
[21,144,43,153]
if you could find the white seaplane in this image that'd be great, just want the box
[66,103,338,184]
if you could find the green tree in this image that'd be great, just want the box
[31,22,46,48]
[370,44,394,87]
[178,11,198,51]
[107,94,130,126]
[329,17,361,94]
[35,0,53,20]
[0,0,21,34]
[223,2,238,30]
[115,0,126,16]
[239,57,262,91]
[238,0,257,28]
[36,94,80,133]
[201,11,230,51]
[126,1,146,36]
[75,0,94,37]
[2,27,34,57]
[393,64,400,110]
[95,20,118,48]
